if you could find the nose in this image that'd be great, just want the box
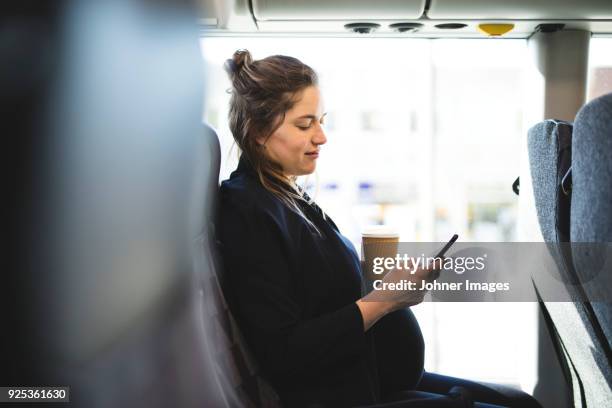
[312,122,327,146]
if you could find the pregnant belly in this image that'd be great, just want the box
[371,308,425,399]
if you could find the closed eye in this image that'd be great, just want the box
[295,113,326,130]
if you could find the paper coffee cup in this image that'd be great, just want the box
[361,226,400,289]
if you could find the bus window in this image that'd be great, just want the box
[588,37,612,101]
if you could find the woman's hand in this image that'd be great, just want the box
[380,256,444,310]
[356,257,444,331]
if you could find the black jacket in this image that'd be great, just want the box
[217,156,424,407]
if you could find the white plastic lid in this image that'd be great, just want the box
[361,225,400,238]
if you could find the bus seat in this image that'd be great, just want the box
[571,92,612,241]
[4,2,231,406]
[527,92,612,408]
[198,123,283,407]
[571,92,612,345]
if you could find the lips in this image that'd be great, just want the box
[305,151,319,158]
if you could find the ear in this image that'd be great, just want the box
[255,135,267,147]
[255,136,270,149]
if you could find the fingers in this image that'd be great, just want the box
[416,256,444,283]
[429,268,441,282]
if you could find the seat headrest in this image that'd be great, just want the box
[527,119,573,243]
[190,124,221,238]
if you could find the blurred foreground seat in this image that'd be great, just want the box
[3,1,225,407]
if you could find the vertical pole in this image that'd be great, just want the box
[528,30,591,121]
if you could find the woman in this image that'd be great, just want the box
[216,50,539,408]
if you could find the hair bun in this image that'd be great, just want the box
[224,49,252,78]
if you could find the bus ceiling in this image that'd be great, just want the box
[198,0,612,37]
[199,0,608,121]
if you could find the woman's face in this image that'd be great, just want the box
[259,86,327,177]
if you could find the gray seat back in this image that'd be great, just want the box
[570,92,612,401]
[528,120,573,244]
[197,124,282,407]
[528,93,612,408]
[572,93,612,243]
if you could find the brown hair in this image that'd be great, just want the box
[224,49,321,229]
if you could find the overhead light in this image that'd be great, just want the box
[344,23,380,34]
[478,23,515,36]
[435,23,467,30]
[389,22,423,33]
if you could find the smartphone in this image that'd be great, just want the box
[433,234,459,259]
